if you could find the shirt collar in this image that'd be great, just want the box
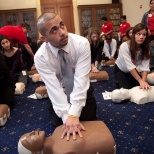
[47,39,69,58]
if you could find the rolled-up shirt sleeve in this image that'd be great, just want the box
[139,59,150,72]
[116,42,136,72]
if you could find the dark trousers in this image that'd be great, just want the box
[114,64,140,89]
[48,84,97,127]
[0,86,15,110]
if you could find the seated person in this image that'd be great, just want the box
[18,121,116,154]
[0,35,28,86]
[102,35,117,66]
[0,52,15,110]
[110,86,154,104]
[88,27,104,72]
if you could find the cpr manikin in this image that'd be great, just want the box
[147,72,154,85]
[110,86,154,104]
[32,71,109,83]
[35,86,48,99]
[14,82,25,95]
[18,121,116,154]
[32,73,43,83]
[0,104,10,126]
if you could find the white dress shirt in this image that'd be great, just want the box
[34,33,91,123]
[103,39,117,58]
[115,42,150,73]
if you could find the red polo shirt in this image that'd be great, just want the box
[148,13,154,35]
[119,22,130,39]
[101,21,114,37]
[0,25,28,44]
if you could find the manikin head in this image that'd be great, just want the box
[110,88,130,103]
[35,86,48,99]
[18,130,45,154]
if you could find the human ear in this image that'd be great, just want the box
[40,36,48,43]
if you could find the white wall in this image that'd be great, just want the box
[0,0,36,10]
[121,0,149,26]
[77,0,111,5]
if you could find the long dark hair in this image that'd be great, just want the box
[0,35,14,52]
[130,23,149,60]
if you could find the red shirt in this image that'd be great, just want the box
[119,22,130,39]
[148,13,154,35]
[0,25,28,44]
[101,22,114,37]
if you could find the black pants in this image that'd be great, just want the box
[0,86,15,110]
[114,64,140,89]
[48,84,97,127]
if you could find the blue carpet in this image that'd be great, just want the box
[0,66,154,154]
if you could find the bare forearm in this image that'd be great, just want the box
[130,69,141,81]
[142,71,148,81]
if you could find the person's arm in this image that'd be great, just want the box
[90,45,99,72]
[130,69,150,90]
[0,53,6,82]
[24,44,34,58]
[34,45,71,123]
[62,39,92,140]
[105,30,113,35]
[10,50,21,74]
[111,39,117,58]
[138,58,151,89]
[95,42,104,63]
[103,41,110,58]
[141,12,148,26]
[105,23,114,35]
[91,63,99,73]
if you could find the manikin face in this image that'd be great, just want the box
[43,15,68,48]
[135,29,147,45]
[1,39,11,50]
[111,88,129,103]
[91,33,99,43]
[20,130,45,152]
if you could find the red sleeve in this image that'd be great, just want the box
[109,23,114,31]
[16,31,28,44]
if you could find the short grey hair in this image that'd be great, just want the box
[37,12,57,36]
